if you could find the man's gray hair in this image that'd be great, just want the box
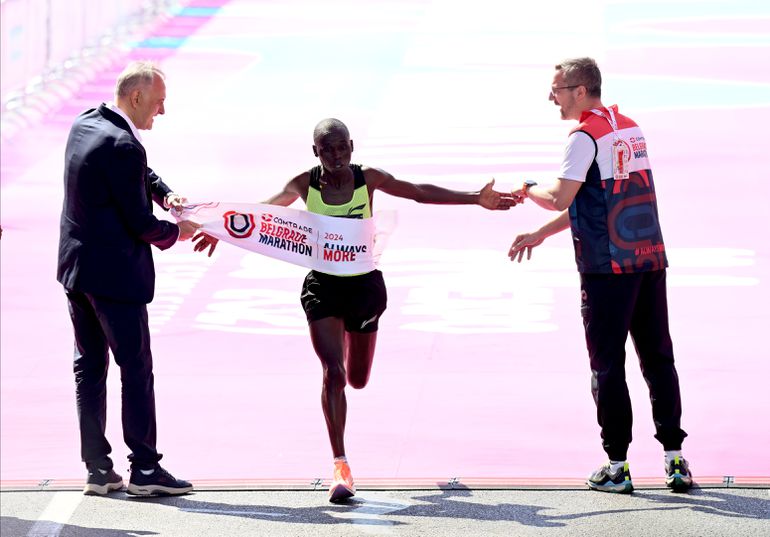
[115,61,165,98]
[555,57,602,98]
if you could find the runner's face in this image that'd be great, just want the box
[314,131,353,172]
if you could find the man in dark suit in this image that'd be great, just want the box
[57,61,204,496]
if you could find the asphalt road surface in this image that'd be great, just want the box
[2,486,768,537]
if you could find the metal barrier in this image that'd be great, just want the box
[0,0,182,139]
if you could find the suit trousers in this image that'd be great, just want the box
[66,290,162,470]
[579,269,687,461]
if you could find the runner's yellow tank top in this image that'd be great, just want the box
[306,164,372,276]
[306,164,371,219]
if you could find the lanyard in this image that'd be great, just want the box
[590,107,619,140]
[590,107,629,180]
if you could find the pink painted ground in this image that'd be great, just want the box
[1,0,768,488]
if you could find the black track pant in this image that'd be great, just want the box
[580,269,687,461]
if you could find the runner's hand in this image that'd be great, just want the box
[479,178,517,210]
[193,232,218,257]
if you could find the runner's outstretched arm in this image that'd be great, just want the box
[367,168,515,210]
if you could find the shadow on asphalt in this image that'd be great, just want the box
[642,489,770,520]
[0,516,158,537]
[120,486,770,528]
[2,487,766,535]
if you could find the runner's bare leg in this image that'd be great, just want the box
[309,317,348,457]
[345,330,377,389]
[309,319,378,457]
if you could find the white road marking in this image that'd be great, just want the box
[182,508,291,518]
[26,492,82,537]
[328,493,411,535]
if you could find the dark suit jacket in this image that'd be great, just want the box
[57,104,179,304]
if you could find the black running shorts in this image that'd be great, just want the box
[300,269,387,333]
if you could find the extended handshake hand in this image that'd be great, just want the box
[479,179,518,210]
[511,188,527,205]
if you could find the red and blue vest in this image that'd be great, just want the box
[567,106,668,274]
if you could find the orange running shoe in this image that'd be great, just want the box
[329,459,355,503]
